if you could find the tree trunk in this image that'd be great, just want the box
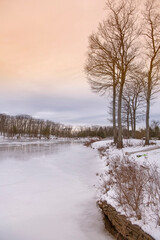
[130,107,134,138]
[132,109,136,138]
[117,85,123,148]
[145,98,150,145]
[113,85,117,144]
[145,72,151,145]
[127,111,130,139]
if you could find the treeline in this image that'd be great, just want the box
[149,120,160,139]
[74,126,113,138]
[0,113,65,138]
[0,113,113,139]
[123,121,160,140]
[0,113,159,140]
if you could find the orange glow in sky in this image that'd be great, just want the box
[0,0,109,124]
[0,0,105,81]
[0,0,158,125]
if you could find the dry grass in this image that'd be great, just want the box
[102,155,160,224]
[98,146,109,156]
[83,138,100,147]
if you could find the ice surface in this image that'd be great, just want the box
[0,140,113,240]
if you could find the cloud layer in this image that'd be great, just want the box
[0,0,159,126]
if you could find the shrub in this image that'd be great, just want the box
[103,155,160,224]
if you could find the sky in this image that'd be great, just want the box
[0,0,159,126]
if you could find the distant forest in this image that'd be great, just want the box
[0,113,159,140]
[0,113,113,139]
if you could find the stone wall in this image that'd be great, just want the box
[98,200,154,240]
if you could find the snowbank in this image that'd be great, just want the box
[92,138,160,240]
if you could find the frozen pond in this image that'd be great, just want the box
[0,140,113,240]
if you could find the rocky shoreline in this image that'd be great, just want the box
[98,200,154,240]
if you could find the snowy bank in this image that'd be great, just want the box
[92,139,160,240]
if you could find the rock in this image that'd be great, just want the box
[98,200,154,240]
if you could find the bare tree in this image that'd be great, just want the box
[142,0,160,145]
[85,0,139,148]
[122,72,144,138]
[85,22,120,144]
[122,90,132,138]
[108,0,140,148]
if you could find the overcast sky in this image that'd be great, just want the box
[0,0,159,126]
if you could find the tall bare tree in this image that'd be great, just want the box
[85,29,119,144]
[109,0,140,148]
[85,0,139,148]
[142,0,160,145]
[122,71,144,138]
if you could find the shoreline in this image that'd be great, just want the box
[98,200,154,240]
[90,138,160,240]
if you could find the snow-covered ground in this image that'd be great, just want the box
[0,138,113,240]
[92,138,160,240]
